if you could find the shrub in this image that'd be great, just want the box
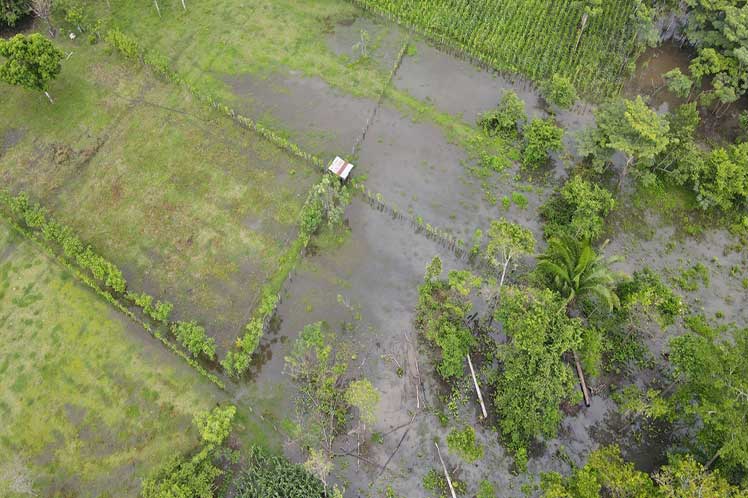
[522,118,563,169]
[141,448,221,498]
[0,0,30,27]
[478,90,526,137]
[171,320,216,359]
[446,425,484,463]
[105,28,141,60]
[541,73,577,109]
[194,405,236,446]
[540,175,615,241]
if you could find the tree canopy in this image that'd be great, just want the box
[494,286,583,469]
[0,33,63,97]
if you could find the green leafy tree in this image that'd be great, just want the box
[485,218,536,299]
[536,235,621,314]
[541,445,657,497]
[664,67,693,99]
[235,446,326,498]
[580,96,670,189]
[522,118,564,169]
[194,405,236,446]
[494,286,583,469]
[541,73,578,109]
[0,0,30,27]
[141,448,221,498]
[416,260,480,380]
[478,90,526,138]
[694,142,748,211]
[683,1,748,107]
[540,175,616,242]
[171,320,216,359]
[655,454,748,497]
[669,323,748,476]
[345,379,380,428]
[0,33,63,103]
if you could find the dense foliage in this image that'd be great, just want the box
[683,0,748,107]
[478,90,526,138]
[0,33,63,94]
[494,286,583,469]
[670,323,748,479]
[0,0,29,27]
[171,320,216,360]
[541,73,578,109]
[540,175,616,241]
[348,0,643,98]
[142,406,236,498]
[522,118,564,169]
[541,445,746,497]
[579,96,670,188]
[416,256,480,380]
[446,425,484,463]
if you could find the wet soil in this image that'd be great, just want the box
[326,15,407,73]
[223,72,380,160]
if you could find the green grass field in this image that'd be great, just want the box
[0,220,223,497]
[0,37,317,350]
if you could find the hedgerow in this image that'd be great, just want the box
[0,190,221,367]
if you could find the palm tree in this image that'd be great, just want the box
[537,234,621,407]
[537,234,620,316]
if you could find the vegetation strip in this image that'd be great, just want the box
[345,0,643,99]
[0,190,225,388]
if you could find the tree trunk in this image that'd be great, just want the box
[181,0,186,10]
[435,442,457,498]
[153,0,161,17]
[705,448,721,469]
[44,91,54,104]
[574,13,588,53]
[617,155,633,192]
[488,256,511,325]
[467,354,488,418]
[573,350,591,407]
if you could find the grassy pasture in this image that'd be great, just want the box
[0,220,221,497]
[0,38,317,351]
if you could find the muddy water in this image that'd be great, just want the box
[224,72,380,160]
[624,41,693,113]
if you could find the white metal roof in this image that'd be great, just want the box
[328,156,354,180]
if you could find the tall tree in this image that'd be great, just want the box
[580,96,670,190]
[669,324,748,476]
[495,286,583,470]
[485,218,535,304]
[0,33,63,103]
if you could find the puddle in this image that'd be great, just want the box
[1,128,25,157]
[624,41,693,113]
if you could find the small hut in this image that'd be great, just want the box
[328,156,354,181]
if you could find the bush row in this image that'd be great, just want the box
[0,206,224,388]
[222,176,352,378]
[0,190,217,362]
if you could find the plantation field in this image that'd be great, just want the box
[0,220,221,497]
[351,0,641,98]
[0,37,316,351]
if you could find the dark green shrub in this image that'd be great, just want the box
[171,321,216,360]
[477,90,526,137]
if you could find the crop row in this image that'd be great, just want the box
[348,0,641,99]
